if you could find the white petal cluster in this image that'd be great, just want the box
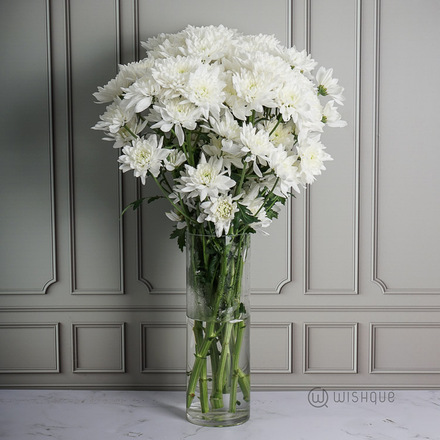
[177,155,236,201]
[118,134,168,184]
[93,25,346,237]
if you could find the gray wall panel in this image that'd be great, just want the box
[1,0,440,390]
[0,0,56,294]
[68,0,124,293]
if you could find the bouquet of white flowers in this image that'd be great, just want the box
[93,24,345,426]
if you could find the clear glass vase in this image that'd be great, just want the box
[186,232,251,427]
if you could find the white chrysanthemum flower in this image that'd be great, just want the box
[177,154,236,201]
[261,119,296,150]
[181,24,237,62]
[241,185,272,230]
[239,33,283,57]
[118,134,168,184]
[269,148,301,194]
[240,123,276,177]
[183,63,226,119]
[297,136,333,184]
[165,210,186,229]
[93,75,130,104]
[164,149,187,171]
[93,59,153,103]
[276,75,312,124]
[232,68,277,113]
[200,194,240,237]
[141,32,186,58]
[224,73,250,120]
[282,46,317,75]
[102,116,147,149]
[152,55,201,99]
[245,51,291,82]
[92,99,135,134]
[150,99,203,145]
[316,67,345,105]
[322,100,347,127]
[203,135,244,173]
[123,75,160,113]
[209,108,241,141]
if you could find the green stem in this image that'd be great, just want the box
[268,114,283,137]
[229,319,246,412]
[152,176,196,225]
[234,160,249,197]
[209,333,220,401]
[254,177,280,218]
[123,124,138,138]
[210,322,233,409]
[237,368,251,402]
[186,321,216,409]
[193,321,209,413]
[199,359,209,413]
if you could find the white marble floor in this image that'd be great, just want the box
[0,389,439,440]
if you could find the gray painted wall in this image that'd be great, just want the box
[1,0,440,389]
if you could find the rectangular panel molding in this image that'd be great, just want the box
[0,324,59,373]
[370,323,440,373]
[304,323,358,373]
[141,323,186,373]
[303,0,361,295]
[251,323,293,373]
[371,0,440,294]
[72,323,125,373]
[67,0,124,294]
[0,0,56,294]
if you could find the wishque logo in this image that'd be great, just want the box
[308,387,329,408]
[307,388,396,408]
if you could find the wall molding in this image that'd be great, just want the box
[0,0,57,295]
[303,323,358,374]
[371,0,440,295]
[140,323,186,373]
[66,0,124,295]
[252,323,293,373]
[303,0,361,295]
[72,323,126,373]
[370,322,440,374]
[0,323,59,373]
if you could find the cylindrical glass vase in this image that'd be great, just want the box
[186,232,251,427]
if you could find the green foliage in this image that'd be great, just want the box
[170,226,187,252]
[236,203,259,227]
[121,195,164,216]
[263,193,286,220]
[317,84,328,96]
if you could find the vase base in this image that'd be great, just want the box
[186,409,250,427]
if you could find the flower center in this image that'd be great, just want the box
[136,149,152,166]
[197,165,214,184]
[216,200,233,219]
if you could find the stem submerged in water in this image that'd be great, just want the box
[186,234,250,417]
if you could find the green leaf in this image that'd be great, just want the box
[146,195,164,204]
[170,226,187,252]
[237,203,260,225]
[120,195,165,217]
[121,198,146,216]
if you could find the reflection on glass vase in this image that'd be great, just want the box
[186,232,251,427]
